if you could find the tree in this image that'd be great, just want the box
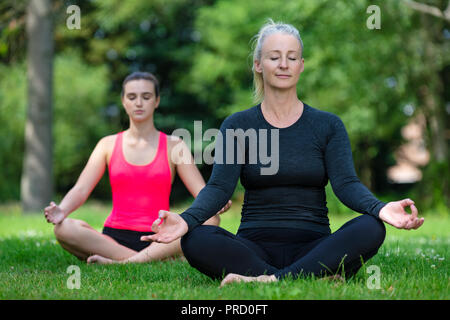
[21,0,53,212]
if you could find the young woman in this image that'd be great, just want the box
[44,72,231,263]
[140,20,425,286]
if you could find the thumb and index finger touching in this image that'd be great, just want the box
[399,199,417,215]
[399,198,414,208]
[399,198,425,227]
[44,201,56,211]
[140,210,170,242]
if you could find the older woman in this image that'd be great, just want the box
[144,20,425,285]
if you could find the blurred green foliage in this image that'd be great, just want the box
[0,62,26,200]
[0,52,112,200]
[52,52,112,197]
[0,0,448,212]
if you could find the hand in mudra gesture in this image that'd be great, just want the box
[44,202,66,225]
[379,199,425,230]
[140,200,232,243]
[140,210,189,243]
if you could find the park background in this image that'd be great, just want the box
[0,0,448,299]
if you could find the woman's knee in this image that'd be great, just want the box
[360,215,386,248]
[54,218,87,243]
[181,225,222,256]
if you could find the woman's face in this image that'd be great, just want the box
[121,79,160,122]
[254,33,304,91]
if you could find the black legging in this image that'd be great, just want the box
[181,215,386,280]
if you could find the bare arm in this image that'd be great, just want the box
[170,137,231,225]
[44,137,109,224]
[170,136,206,197]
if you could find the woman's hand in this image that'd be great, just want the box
[379,199,425,230]
[140,210,189,244]
[44,202,66,225]
[216,200,232,215]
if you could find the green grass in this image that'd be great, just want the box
[0,201,448,300]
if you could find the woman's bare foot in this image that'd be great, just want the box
[87,254,114,265]
[220,273,277,287]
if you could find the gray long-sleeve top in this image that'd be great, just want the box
[180,103,386,235]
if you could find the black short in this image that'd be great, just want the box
[102,226,154,252]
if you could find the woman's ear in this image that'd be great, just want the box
[254,59,262,73]
[154,95,161,109]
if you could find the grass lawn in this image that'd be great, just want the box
[0,201,448,300]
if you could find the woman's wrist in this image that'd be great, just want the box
[378,203,390,221]
[59,205,70,219]
[376,202,388,219]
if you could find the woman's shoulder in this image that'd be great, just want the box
[95,133,120,153]
[221,104,261,128]
[165,134,192,166]
[304,103,341,123]
[166,134,184,147]
[304,103,346,132]
[303,104,347,142]
[99,133,119,145]
[166,134,190,155]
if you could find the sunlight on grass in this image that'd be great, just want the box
[0,201,448,299]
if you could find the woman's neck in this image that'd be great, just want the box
[127,119,158,141]
[261,87,303,120]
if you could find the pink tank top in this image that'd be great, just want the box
[104,131,172,232]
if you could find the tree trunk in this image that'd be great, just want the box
[21,0,53,212]
[420,85,448,163]
[420,3,449,164]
